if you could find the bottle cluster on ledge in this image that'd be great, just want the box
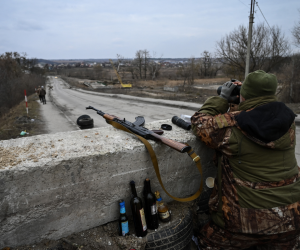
[118,179,171,237]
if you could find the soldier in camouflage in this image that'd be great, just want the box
[191,70,300,250]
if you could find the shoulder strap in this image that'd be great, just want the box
[108,120,203,202]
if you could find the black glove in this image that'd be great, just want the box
[220,81,237,101]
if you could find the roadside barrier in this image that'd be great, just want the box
[0,119,216,248]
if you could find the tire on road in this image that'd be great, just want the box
[80,124,94,130]
[145,209,193,250]
[78,118,93,127]
[76,115,91,126]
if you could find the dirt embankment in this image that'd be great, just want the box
[0,94,47,141]
[61,76,228,104]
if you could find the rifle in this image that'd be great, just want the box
[86,106,191,153]
[86,106,203,202]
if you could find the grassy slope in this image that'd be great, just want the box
[0,94,46,141]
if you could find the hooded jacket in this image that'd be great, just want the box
[191,96,299,235]
[40,88,46,96]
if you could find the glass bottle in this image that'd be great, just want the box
[118,199,129,236]
[143,179,159,230]
[130,181,147,237]
[155,191,171,222]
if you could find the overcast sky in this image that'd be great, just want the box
[0,0,299,59]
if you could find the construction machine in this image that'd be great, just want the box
[109,59,132,88]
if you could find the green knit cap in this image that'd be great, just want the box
[241,70,278,100]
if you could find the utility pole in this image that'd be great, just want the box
[290,54,294,103]
[245,0,255,79]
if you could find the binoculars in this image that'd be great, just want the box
[217,79,241,104]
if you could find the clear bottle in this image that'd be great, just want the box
[143,179,159,230]
[118,199,129,236]
[130,181,147,237]
[155,191,171,222]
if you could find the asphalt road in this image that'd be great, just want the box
[42,76,200,133]
[40,76,299,164]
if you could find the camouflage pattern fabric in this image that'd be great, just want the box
[192,109,300,235]
[192,96,300,249]
[198,221,300,250]
[219,156,300,234]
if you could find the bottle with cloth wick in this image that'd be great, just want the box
[155,191,171,222]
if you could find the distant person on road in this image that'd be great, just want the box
[40,86,46,104]
[191,70,299,249]
[37,86,42,102]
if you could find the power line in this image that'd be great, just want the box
[255,10,262,23]
[256,2,285,52]
[237,0,248,7]
[256,2,271,29]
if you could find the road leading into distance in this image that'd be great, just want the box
[40,76,299,164]
[42,76,201,133]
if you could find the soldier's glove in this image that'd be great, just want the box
[220,81,237,101]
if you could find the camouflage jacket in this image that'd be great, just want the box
[191,95,300,235]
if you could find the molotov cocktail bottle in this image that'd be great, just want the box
[143,178,159,230]
[118,199,129,236]
[130,181,147,237]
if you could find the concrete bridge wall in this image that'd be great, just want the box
[0,119,215,248]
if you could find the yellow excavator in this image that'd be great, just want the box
[109,59,132,88]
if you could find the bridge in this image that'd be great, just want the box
[0,119,215,248]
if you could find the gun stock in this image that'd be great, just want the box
[150,132,191,153]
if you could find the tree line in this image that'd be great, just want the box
[0,52,45,117]
[114,16,300,88]
[126,18,300,101]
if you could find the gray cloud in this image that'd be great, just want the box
[0,0,299,58]
[15,21,44,31]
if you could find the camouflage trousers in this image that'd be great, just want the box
[198,221,300,250]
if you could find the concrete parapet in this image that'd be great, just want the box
[0,119,215,247]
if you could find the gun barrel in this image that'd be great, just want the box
[86,106,105,116]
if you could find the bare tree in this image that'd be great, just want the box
[279,53,300,103]
[176,57,198,86]
[176,63,190,86]
[143,49,150,79]
[292,10,300,47]
[216,23,290,76]
[132,50,150,79]
[148,52,163,81]
[134,50,143,79]
[198,51,221,77]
